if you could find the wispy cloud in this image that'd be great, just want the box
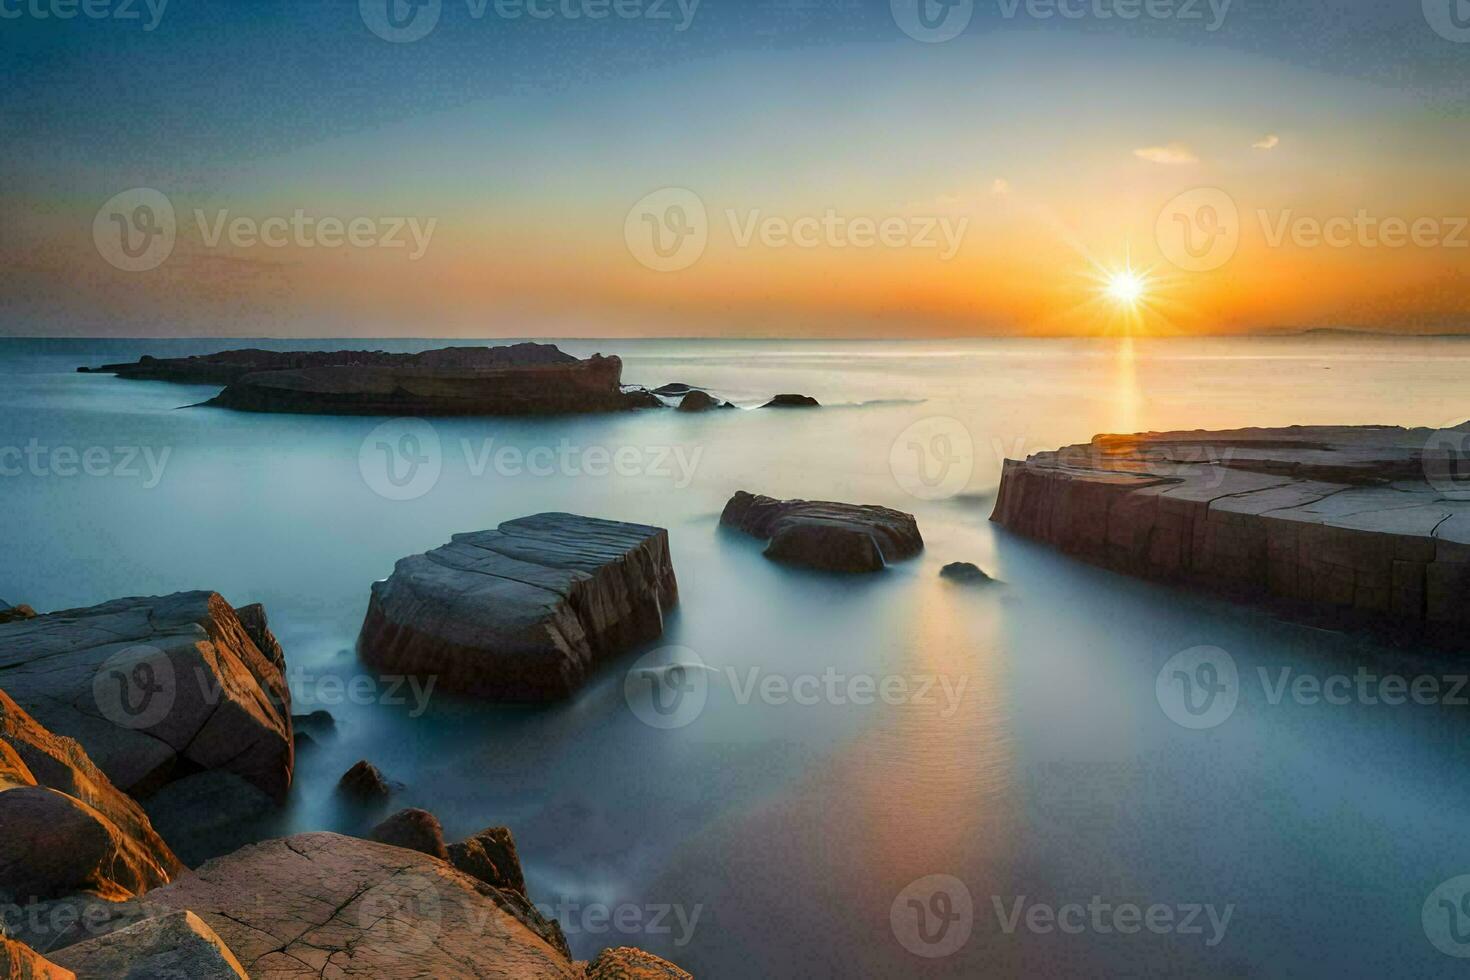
[1252,134,1280,150]
[991,178,1011,196]
[1133,143,1198,165]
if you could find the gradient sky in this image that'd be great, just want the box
[2,0,1467,337]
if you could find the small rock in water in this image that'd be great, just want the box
[448,825,526,896]
[337,759,392,800]
[291,709,336,735]
[940,562,994,584]
[369,807,449,860]
[676,389,720,412]
[720,490,922,573]
[760,393,819,408]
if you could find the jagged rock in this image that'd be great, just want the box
[369,808,448,860]
[337,760,392,800]
[0,600,37,624]
[760,393,819,408]
[140,832,585,978]
[0,592,293,800]
[448,826,525,896]
[141,771,278,868]
[940,562,993,584]
[48,910,246,980]
[991,424,1470,629]
[585,946,694,979]
[0,689,181,903]
[359,513,679,700]
[0,937,74,979]
[720,490,923,573]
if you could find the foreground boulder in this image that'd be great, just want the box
[0,937,74,979]
[48,910,246,980]
[0,592,293,800]
[142,833,588,978]
[0,689,181,902]
[991,424,1470,630]
[720,491,923,572]
[587,946,695,979]
[359,514,678,700]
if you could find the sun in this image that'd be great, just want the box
[1104,268,1147,306]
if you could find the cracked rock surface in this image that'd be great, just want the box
[0,592,293,800]
[991,424,1470,627]
[359,514,678,700]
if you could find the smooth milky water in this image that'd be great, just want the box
[3,335,1470,977]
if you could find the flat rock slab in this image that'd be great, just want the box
[991,424,1470,629]
[0,592,293,800]
[359,514,678,700]
[49,910,247,980]
[720,491,922,572]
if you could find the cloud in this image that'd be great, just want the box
[1252,134,1280,150]
[991,178,1011,196]
[1133,143,1198,165]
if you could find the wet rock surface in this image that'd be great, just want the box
[720,491,923,572]
[991,424,1470,629]
[359,513,678,700]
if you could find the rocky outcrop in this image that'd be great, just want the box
[48,910,247,980]
[760,394,819,408]
[587,946,695,979]
[141,832,588,978]
[448,826,525,896]
[359,514,678,700]
[0,600,37,624]
[720,491,923,572]
[991,424,1470,629]
[0,592,293,800]
[369,808,448,859]
[940,562,993,584]
[337,760,392,800]
[677,390,721,412]
[0,688,181,902]
[0,937,74,979]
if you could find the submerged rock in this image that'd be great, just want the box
[720,490,923,573]
[760,393,819,408]
[940,562,994,584]
[0,688,181,902]
[48,910,247,980]
[369,807,449,860]
[337,759,393,800]
[0,592,293,800]
[358,513,678,700]
[991,424,1470,630]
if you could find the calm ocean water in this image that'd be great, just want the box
[3,335,1470,977]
